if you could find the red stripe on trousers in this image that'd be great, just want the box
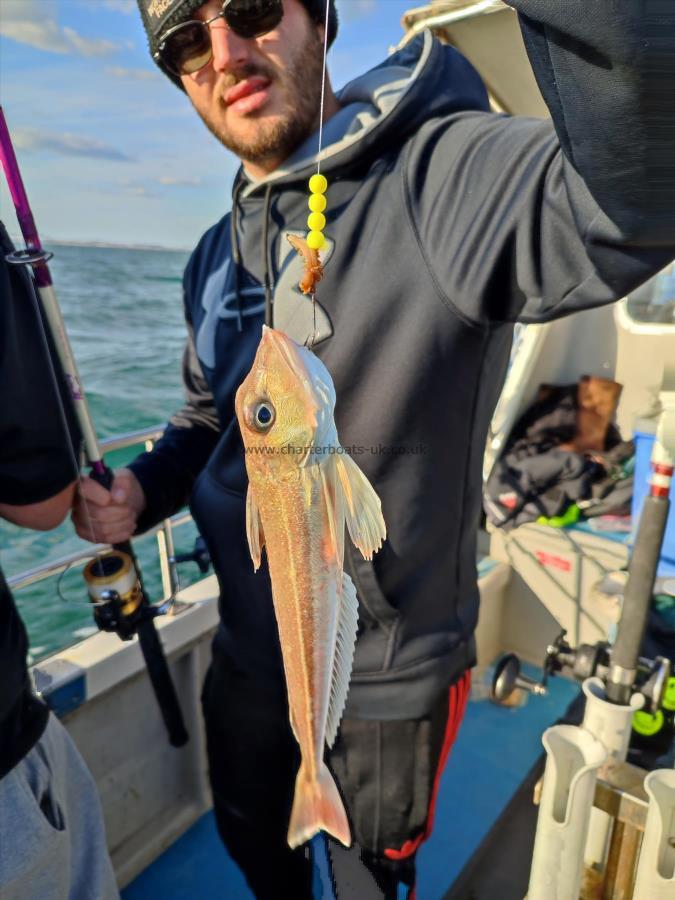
[383,669,472,863]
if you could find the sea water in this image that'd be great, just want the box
[0,242,205,663]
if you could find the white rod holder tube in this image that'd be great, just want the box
[633,769,675,899]
[582,676,645,760]
[528,725,607,900]
[581,677,645,870]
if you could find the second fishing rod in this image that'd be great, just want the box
[0,105,188,749]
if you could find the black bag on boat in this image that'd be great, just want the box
[484,382,630,530]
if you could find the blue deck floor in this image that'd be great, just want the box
[122,666,578,900]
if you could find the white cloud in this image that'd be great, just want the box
[340,0,378,23]
[106,66,159,80]
[125,185,155,197]
[102,0,135,12]
[158,176,202,187]
[14,128,132,162]
[0,1,118,56]
[115,180,158,198]
[61,26,118,57]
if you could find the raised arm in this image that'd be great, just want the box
[408,1,675,325]
[509,0,674,239]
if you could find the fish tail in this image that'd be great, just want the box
[287,761,351,849]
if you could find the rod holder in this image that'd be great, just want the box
[633,769,675,898]
[582,676,644,761]
[581,677,645,872]
[528,725,606,900]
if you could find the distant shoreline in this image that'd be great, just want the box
[49,238,192,253]
[8,235,191,253]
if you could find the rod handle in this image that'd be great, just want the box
[611,496,670,675]
[137,619,189,748]
[89,463,189,747]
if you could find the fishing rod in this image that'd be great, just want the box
[605,411,673,705]
[0,106,188,748]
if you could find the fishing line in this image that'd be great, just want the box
[308,0,331,349]
[56,561,77,604]
[6,259,109,610]
[316,0,331,179]
[20,263,107,565]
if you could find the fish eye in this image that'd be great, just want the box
[251,400,275,432]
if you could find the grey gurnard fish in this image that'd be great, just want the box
[235,325,387,848]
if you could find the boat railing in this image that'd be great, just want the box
[7,424,193,601]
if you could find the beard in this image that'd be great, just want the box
[198,27,325,166]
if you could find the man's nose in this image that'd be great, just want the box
[209,24,250,73]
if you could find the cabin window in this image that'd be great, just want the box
[626,263,675,327]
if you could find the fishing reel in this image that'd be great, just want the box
[83,550,156,640]
[492,630,671,714]
[171,536,211,575]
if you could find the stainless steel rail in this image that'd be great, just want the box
[7,424,192,600]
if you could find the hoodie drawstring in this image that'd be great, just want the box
[230,175,246,333]
[261,184,274,328]
[230,178,275,331]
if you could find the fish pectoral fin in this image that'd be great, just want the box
[335,455,387,560]
[289,707,300,744]
[245,486,265,571]
[325,571,359,749]
[319,458,345,572]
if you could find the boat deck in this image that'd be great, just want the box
[122,664,579,899]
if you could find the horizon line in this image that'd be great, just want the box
[7,234,192,253]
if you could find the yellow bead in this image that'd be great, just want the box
[309,173,328,194]
[307,212,326,232]
[308,193,327,213]
[307,230,326,250]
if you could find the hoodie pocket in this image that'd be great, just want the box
[345,541,400,633]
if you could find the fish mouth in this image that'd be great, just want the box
[261,326,308,385]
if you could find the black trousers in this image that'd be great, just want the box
[201,652,471,900]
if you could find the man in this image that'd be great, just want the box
[0,221,119,899]
[74,0,675,896]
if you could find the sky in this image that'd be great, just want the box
[0,0,417,249]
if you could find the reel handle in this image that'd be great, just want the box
[172,536,211,575]
[492,653,548,704]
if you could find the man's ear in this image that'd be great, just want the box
[316,23,326,45]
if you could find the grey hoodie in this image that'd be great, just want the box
[130,4,675,719]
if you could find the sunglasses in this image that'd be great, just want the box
[155,0,284,77]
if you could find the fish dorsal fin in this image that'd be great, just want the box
[335,455,387,560]
[325,570,359,749]
[245,485,265,571]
